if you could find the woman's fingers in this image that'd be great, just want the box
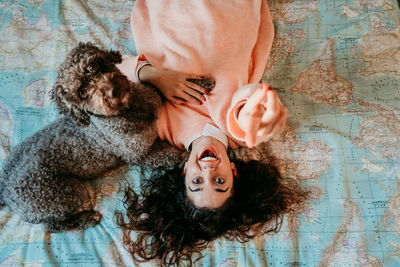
[176,91,202,105]
[243,84,269,112]
[170,97,185,105]
[257,107,288,138]
[187,74,205,80]
[171,83,204,105]
[260,90,281,125]
[166,74,211,105]
[245,87,288,145]
[238,84,270,147]
[244,105,263,147]
[185,81,209,96]
[249,91,279,139]
[183,88,205,105]
[274,108,288,134]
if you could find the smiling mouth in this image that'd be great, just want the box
[199,147,218,162]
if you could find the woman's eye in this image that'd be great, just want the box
[192,177,201,184]
[215,177,225,184]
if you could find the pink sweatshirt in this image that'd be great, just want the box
[117,0,274,150]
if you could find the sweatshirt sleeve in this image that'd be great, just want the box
[116,54,148,83]
[227,83,274,146]
[248,0,275,84]
[227,84,258,142]
[227,0,275,145]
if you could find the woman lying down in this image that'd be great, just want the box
[115,0,309,265]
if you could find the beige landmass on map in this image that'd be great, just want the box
[256,126,332,180]
[0,104,11,160]
[359,156,386,173]
[0,6,72,72]
[267,0,318,24]
[318,200,381,267]
[292,38,354,106]
[389,241,400,260]
[0,209,45,244]
[340,5,361,18]
[0,3,132,72]
[60,0,132,25]
[300,186,322,222]
[382,171,400,260]
[353,100,400,160]
[118,27,132,40]
[86,0,132,23]
[102,239,138,267]
[357,14,400,75]
[361,0,394,10]
[61,1,132,51]
[0,248,45,266]
[226,125,330,240]
[383,170,400,233]
[217,251,240,267]
[23,78,52,107]
[283,185,323,239]
[265,28,304,70]
[202,240,242,267]
[27,0,43,5]
[383,192,400,235]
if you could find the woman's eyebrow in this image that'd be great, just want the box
[188,187,229,193]
[215,187,229,193]
[189,187,201,192]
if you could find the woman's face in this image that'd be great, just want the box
[184,136,237,209]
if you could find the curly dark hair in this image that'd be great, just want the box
[115,159,308,266]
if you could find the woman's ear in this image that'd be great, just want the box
[231,162,238,178]
[182,162,188,176]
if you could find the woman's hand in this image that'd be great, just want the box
[237,84,288,148]
[138,65,211,105]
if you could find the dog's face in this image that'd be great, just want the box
[52,42,133,126]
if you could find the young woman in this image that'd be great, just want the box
[115,0,308,265]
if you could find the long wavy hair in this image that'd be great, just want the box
[115,159,308,266]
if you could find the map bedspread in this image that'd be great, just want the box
[0,0,400,266]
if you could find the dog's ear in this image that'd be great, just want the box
[77,41,90,50]
[51,82,70,116]
[76,42,97,54]
[51,82,90,127]
[105,49,122,64]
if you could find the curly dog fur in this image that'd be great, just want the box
[0,42,182,232]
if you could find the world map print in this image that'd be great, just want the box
[0,0,399,266]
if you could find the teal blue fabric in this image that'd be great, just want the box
[1,0,400,266]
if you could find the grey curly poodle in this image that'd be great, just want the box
[0,42,188,232]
